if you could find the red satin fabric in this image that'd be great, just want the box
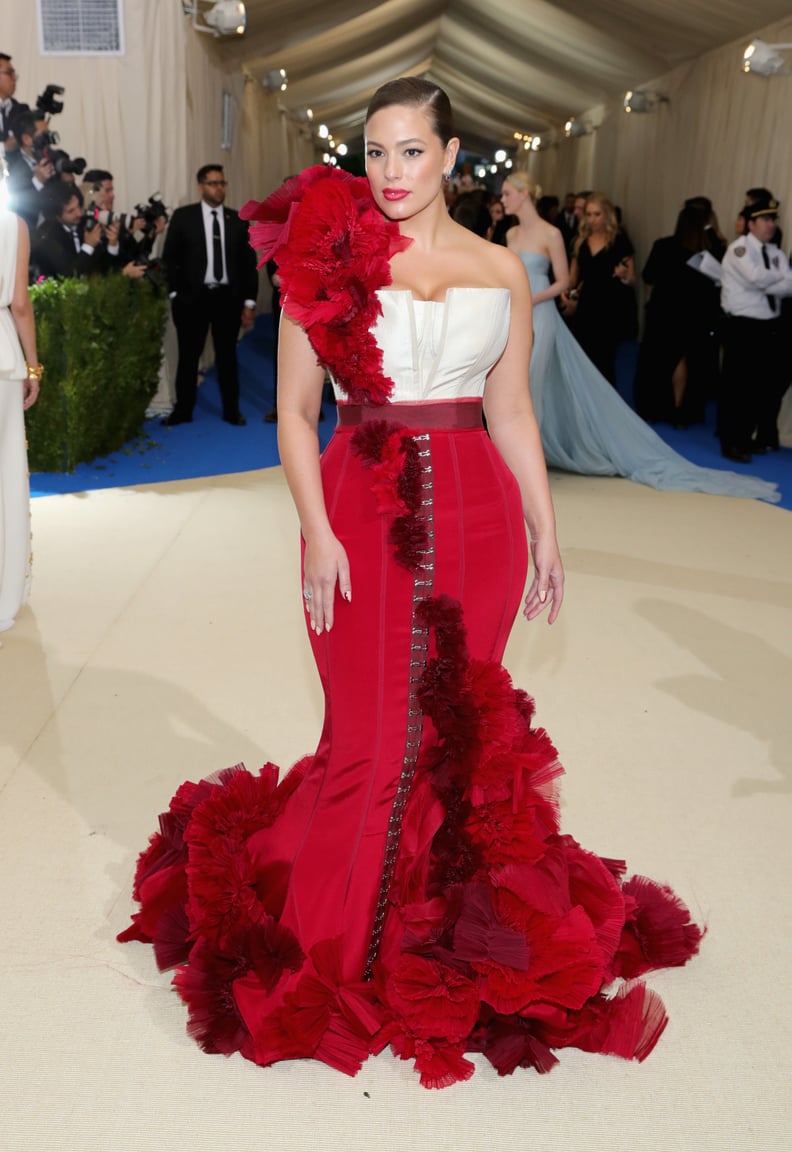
[246,423,526,990]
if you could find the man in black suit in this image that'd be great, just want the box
[162,163,258,426]
[32,182,109,278]
[0,53,23,145]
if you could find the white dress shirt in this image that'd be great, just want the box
[199,199,255,308]
[721,232,792,320]
[201,199,228,286]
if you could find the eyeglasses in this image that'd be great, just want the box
[202,179,227,187]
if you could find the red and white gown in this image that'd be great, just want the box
[119,281,702,1088]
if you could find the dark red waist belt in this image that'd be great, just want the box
[337,398,484,430]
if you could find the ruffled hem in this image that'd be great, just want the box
[118,594,701,1088]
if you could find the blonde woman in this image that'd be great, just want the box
[500,174,779,500]
[563,192,636,384]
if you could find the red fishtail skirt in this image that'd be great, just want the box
[119,401,701,1088]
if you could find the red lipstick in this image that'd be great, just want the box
[383,188,409,201]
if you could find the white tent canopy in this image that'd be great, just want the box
[2,1,791,262]
[219,0,792,154]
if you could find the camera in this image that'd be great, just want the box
[132,193,169,240]
[130,194,169,289]
[32,129,86,177]
[36,84,65,117]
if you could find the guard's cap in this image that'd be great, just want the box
[741,192,779,221]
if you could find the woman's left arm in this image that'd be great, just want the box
[484,255,564,623]
[9,218,40,410]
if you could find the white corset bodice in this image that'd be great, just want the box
[331,287,511,403]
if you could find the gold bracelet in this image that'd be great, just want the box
[26,363,44,382]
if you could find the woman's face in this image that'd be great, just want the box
[365,103,457,221]
[585,202,605,232]
[489,201,505,222]
[500,180,527,216]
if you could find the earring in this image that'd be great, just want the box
[443,170,452,182]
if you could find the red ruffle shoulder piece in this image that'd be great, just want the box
[240,165,411,404]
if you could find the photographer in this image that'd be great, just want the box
[32,181,116,279]
[5,111,54,228]
[80,171,168,275]
[0,53,23,145]
[80,168,144,266]
[122,194,169,287]
[33,182,147,282]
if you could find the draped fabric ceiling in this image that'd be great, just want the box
[213,0,791,155]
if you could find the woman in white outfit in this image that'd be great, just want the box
[0,163,42,634]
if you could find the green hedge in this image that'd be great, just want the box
[26,275,167,473]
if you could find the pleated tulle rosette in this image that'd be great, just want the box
[240,166,411,404]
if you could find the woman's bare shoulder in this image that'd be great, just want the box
[482,241,529,289]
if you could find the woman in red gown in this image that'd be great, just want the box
[119,79,700,1088]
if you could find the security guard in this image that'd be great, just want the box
[719,193,792,462]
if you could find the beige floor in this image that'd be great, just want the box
[1,467,790,1152]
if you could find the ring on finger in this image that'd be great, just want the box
[303,589,313,601]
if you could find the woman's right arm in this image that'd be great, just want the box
[276,313,351,634]
[9,218,40,410]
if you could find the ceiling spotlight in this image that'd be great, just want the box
[564,118,591,138]
[336,143,348,156]
[494,149,507,163]
[317,123,329,139]
[262,68,287,92]
[183,1,246,36]
[505,158,513,169]
[742,39,792,75]
[476,166,487,179]
[623,90,668,113]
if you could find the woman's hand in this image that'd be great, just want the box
[524,535,564,624]
[613,256,635,286]
[22,376,40,410]
[559,287,579,316]
[302,531,352,635]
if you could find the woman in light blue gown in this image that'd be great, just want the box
[500,173,780,503]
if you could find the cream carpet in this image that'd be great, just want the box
[1,467,790,1152]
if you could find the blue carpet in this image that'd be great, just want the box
[30,324,790,511]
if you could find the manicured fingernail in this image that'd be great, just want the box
[344,591,351,602]
[539,591,547,602]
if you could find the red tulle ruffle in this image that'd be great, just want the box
[240,166,411,404]
[118,596,702,1087]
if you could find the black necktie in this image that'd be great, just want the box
[211,209,223,282]
[761,245,777,313]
